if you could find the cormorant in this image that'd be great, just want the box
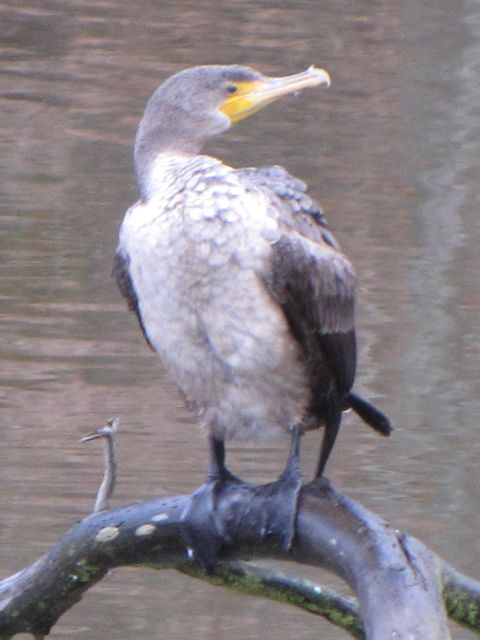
[113,65,391,564]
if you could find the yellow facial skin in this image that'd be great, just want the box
[219,66,331,124]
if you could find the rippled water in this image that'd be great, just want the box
[1,1,480,638]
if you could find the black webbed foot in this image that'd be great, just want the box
[180,430,303,573]
[255,424,302,550]
[180,436,245,572]
[180,470,245,572]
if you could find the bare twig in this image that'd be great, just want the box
[81,418,119,513]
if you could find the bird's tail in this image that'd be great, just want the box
[315,405,342,478]
[346,392,392,436]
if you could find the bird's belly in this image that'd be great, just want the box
[133,253,310,441]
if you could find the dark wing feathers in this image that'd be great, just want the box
[249,168,358,474]
[112,251,155,350]
[262,234,356,415]
[239,164,357,404]
[244,164,391,439]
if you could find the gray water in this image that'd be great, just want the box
[1,1,480,638]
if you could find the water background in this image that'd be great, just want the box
[1,1,480,638]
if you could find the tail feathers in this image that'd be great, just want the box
[346,392,392,436]
[315,405,342,478]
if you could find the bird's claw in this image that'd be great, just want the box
[180,476,244,573]
[180,467,302,573]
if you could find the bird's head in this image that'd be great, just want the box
[134,64,330,195]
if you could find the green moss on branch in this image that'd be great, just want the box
[179,561,364,639]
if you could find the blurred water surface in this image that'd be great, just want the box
[1,1,480,638]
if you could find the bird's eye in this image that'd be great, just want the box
[226,84,238,95]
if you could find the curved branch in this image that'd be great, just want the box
[179,561,364,638]
[442,561,480,631]
[0,494,188,638]
[0,479,453,639]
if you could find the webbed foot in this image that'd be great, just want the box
[180,472,245,572]
[180,429,303,572]
[256,425,303,550]
[180,436,245,571]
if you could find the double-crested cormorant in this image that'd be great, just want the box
[113,65,390,562]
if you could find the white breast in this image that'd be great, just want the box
[118,155,310,440]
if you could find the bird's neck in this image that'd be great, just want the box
[133,107,210,200]
[135,151,190,201]
[134,104,231,200]
[134,150,230,205]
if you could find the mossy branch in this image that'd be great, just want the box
[179,560,364,638]
[0,478,470,639]
[1,425,479,639]
[442,562,480,630]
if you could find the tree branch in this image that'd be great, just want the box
[179,560,364,638]
[442,561,480,631]
[0,477,463,639]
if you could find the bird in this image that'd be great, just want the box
[113,64,391,565]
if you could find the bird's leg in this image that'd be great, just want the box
[207,435,225,479]
[180,436,246,572]
[250,425,303,550]
[278,424,303,548]
[207,436,241,484]
[181,430,304,572]
[279,423,302,483]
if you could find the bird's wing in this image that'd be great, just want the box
[235,164,337,246]
[263,234,356,395]
[112,249,155,350]
[236,165,356,402]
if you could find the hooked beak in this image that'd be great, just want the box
[220,66,331,124]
